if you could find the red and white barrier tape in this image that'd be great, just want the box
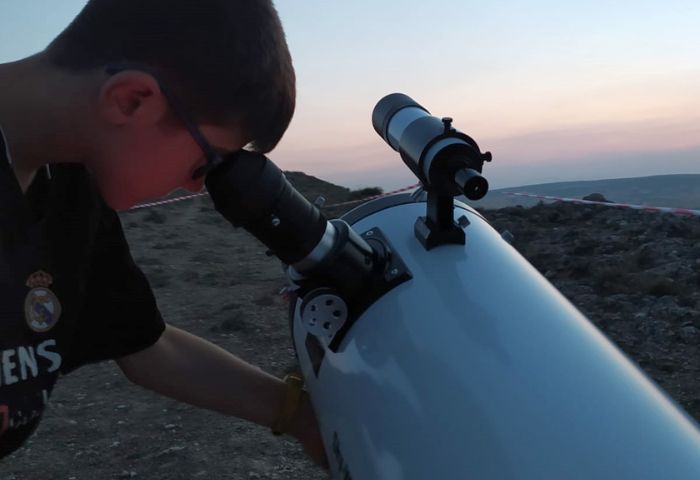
[129,183,423,212]
[505,192,700,217]
[129,192,209,210]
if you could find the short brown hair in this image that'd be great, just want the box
[46,0,295,153]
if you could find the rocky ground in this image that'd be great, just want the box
[2,176,699,479]
[483,201,700,419]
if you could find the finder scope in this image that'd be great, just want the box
[372,93,491,200]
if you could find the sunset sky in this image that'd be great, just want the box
[2,0,699,190]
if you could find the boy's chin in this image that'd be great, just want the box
[106,198,138,212]
[96,178,173,212]
[99,189,139,212]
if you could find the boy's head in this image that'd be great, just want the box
[42,0,295,209]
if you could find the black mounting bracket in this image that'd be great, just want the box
[414,190,466,250]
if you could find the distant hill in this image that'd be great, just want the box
[283,170,352,206]
[161,172,699,215]
[468,174,700,210]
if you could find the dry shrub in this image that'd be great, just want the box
[347,187,383,201]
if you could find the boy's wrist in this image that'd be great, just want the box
[286,389,315,441]
[271,372,305,436]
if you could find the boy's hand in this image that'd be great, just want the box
[117,325,330,472]
[288,391,330,471]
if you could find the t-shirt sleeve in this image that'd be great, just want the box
[59,203,166,374]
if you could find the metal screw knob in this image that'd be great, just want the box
[442,117,454,134]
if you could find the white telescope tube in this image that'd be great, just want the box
[292,199,700,480]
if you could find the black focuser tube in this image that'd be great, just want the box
[205,150,328,266]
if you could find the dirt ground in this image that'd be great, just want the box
[2,177,699,479]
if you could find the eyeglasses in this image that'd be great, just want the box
[105,63,228,180]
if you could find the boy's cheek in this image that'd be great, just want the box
[87,145,192,209]
[96,180,138,211]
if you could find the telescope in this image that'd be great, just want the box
[206,94,700,479]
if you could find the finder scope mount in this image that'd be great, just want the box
[372,93,492,250]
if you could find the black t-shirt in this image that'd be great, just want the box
[0,128,166,458]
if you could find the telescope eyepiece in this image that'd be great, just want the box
[455,168,489,200]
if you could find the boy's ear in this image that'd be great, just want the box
[97,71,169,127]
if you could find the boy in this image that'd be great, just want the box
[0,0,328,470]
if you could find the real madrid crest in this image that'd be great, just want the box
[24,270,62,333]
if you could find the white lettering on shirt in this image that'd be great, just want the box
[0,340,63,386]
[36,340,61,373]
[1,350,19,386]
[8,408,41,429]
[17,346,38,381]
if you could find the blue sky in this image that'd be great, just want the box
[1,1,699,190]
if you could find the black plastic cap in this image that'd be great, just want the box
[372,93,428,146]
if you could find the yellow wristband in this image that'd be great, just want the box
[271,372,305,436]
